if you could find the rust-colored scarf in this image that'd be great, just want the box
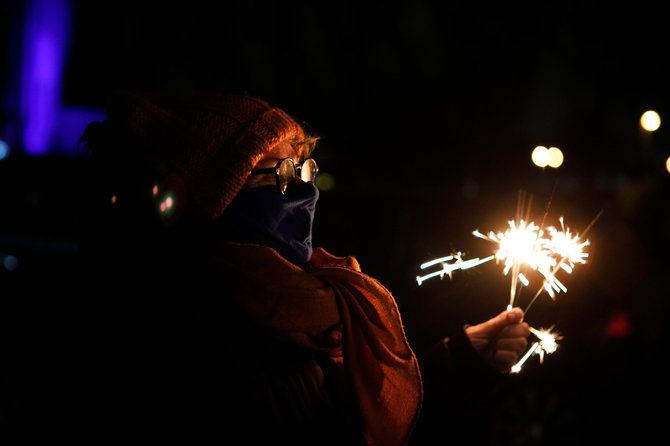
[215,242,423,446]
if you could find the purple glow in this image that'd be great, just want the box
[20,0,80,155]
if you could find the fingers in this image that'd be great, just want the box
[493,321,531,371]
[498,320,531,339]
[505,307,524,324]
[479,307,525,334]
[495,336,529,357]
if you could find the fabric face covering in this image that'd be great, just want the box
[216,181,319,267]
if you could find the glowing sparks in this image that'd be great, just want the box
[474,220,559,309]
[511,326,562,373]
[417,216,590,307]
[416,208,598,373]
[547,217,590,269]
[472,217,590,309]
[416,252,494,285]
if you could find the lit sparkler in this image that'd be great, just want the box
[473,219,559,311]
[415,200,600,372]
[418,216,590,311]
[416,252,494,285]
[522,217,592,314]
[511,326,562,373]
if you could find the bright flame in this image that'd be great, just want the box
[640,110,661,132]
[532,146,550,167]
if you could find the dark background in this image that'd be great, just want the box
[1,0,669,444]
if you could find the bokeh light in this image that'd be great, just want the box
[666,155,670,173]
[532,146,550,167]
[640,110,661,132]
[3,255,18,271]
[159,194,175,214]
[547,147,564,168]
[0,140,9,160]
[315,172,336,191]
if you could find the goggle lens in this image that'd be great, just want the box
[277,158,318,194]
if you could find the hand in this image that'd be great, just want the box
[465,307,530,372]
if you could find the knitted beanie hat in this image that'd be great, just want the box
[82,91,309,219]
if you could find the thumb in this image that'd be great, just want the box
[485,307,524,332]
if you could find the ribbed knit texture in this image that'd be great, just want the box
[94,91,306,219]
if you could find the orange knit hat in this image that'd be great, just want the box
[84,91,308,219]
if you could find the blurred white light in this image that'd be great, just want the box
[532,146,550,167]
[547,147,564,168]
[640,110,661,132]
[666,155,670,174]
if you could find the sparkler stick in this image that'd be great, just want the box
[510,326,562,373]
[510,342,540,374]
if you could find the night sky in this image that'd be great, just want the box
[2,1,670,443]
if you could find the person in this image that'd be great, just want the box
[74,91,529,445]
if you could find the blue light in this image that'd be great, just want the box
[2,255,18,271]
[0,140,9,160]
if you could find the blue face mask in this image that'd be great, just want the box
[216,182,319,267]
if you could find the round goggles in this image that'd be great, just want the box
[249,158,318,195]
